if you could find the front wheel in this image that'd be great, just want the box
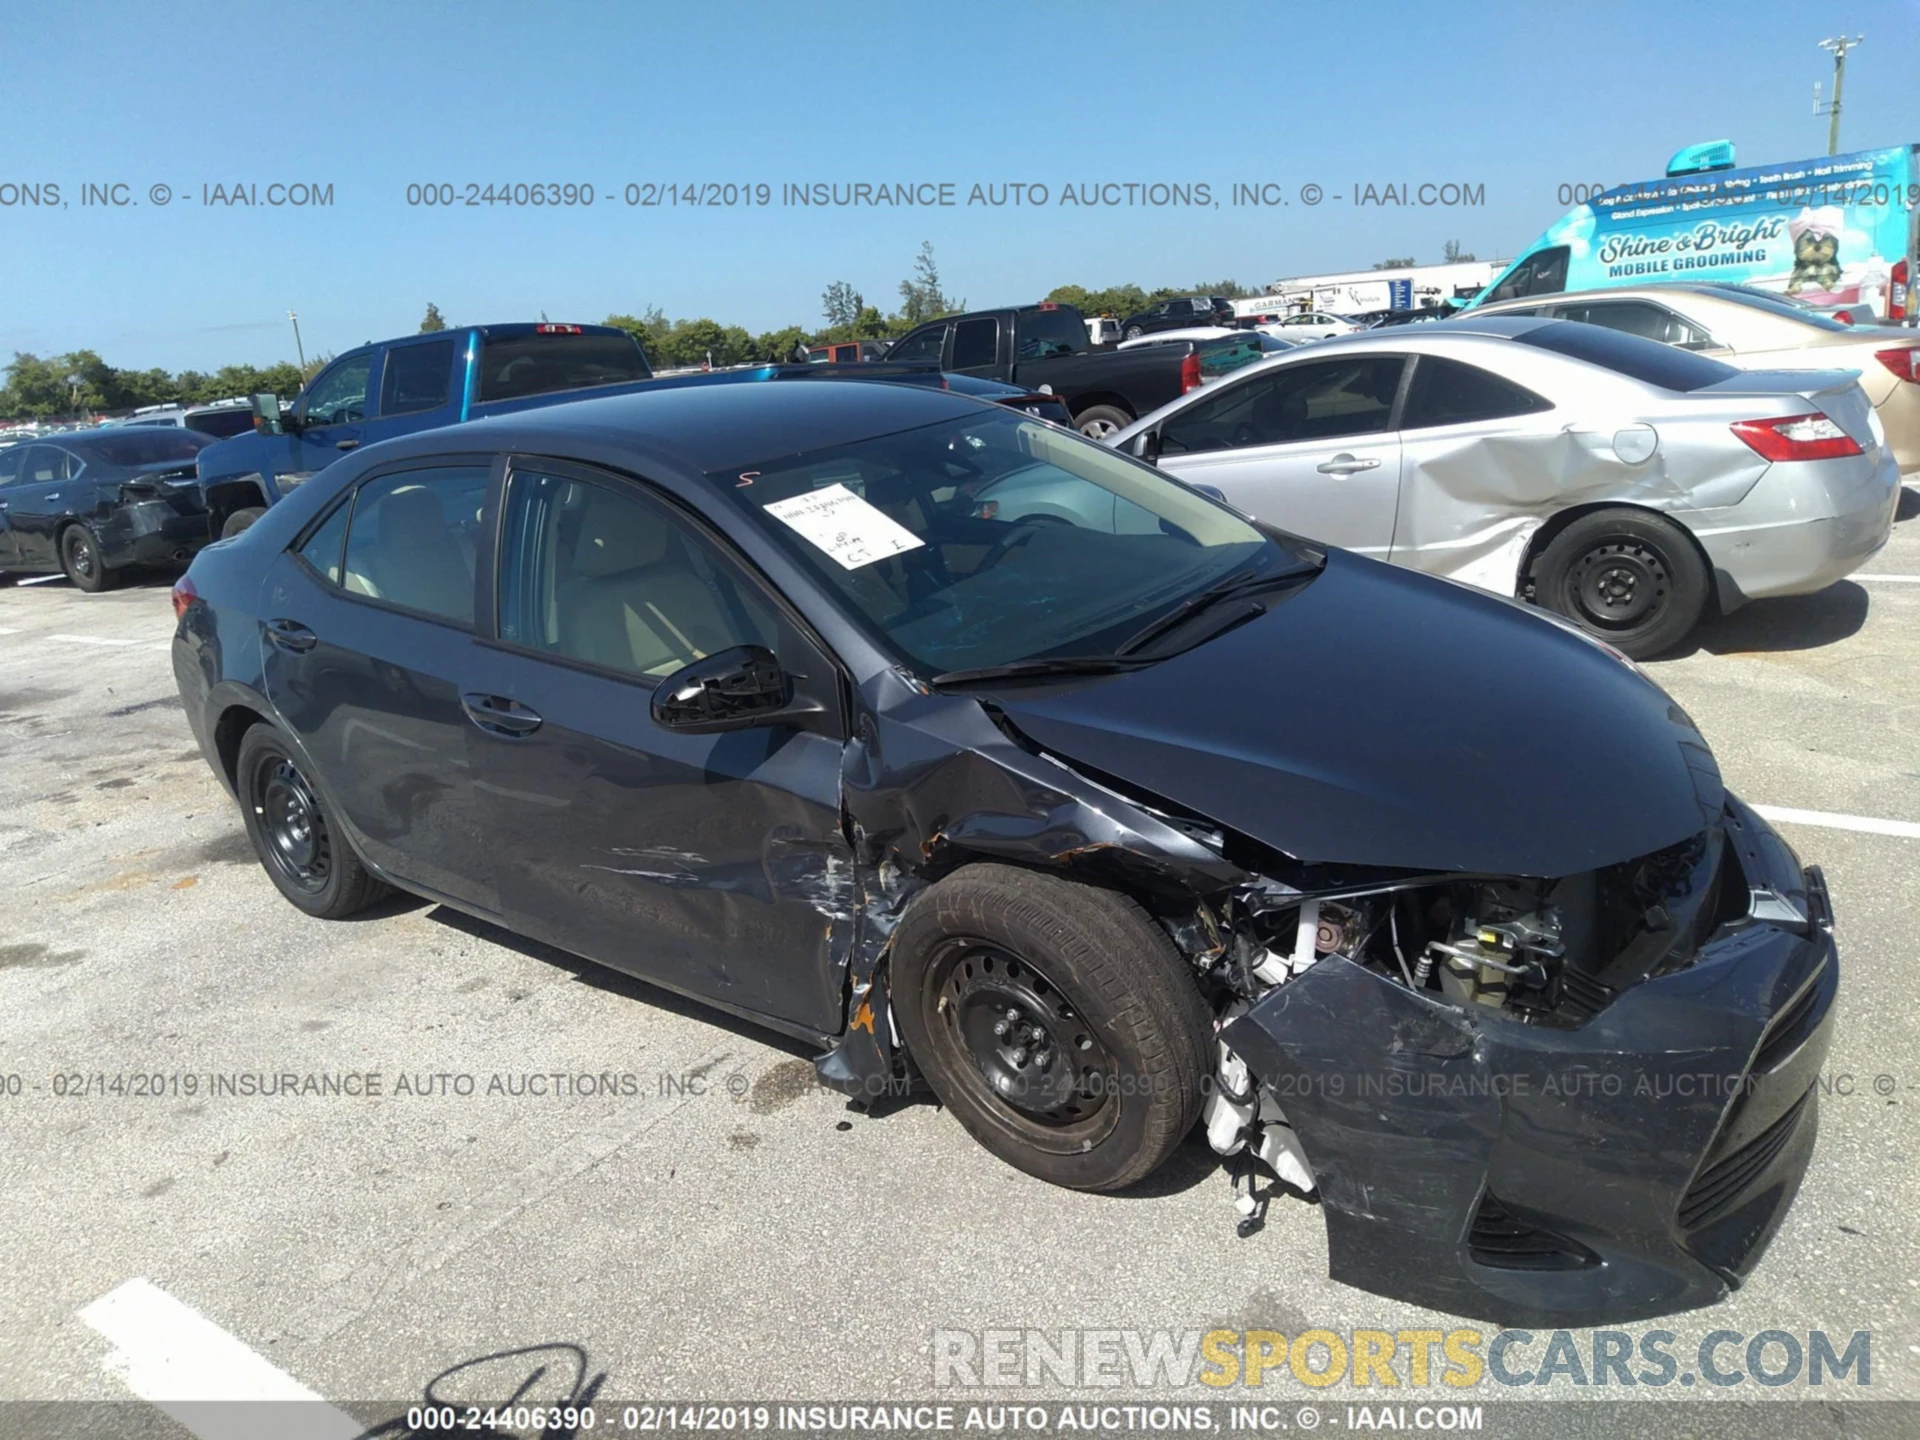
[59,525,118,593]
[890,864,1211,1191]
[1531,509,1708,659]
[1074,404,1132,441]
[1123,325,1145,340]
[235,724,388,918]
[221,507,267,539]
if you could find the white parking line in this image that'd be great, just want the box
[1855,574,1920,583]
[18,574,65,586]
[1753,804,1920,840]
[49,633,144,646]
[78,1278,362,1440]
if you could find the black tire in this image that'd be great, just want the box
[890,863,1211,1192]
[1532,509,1708,660]
[1074,404,1133,441]
[1123,325,1145,340]
[59,524,118,593]
[221,507,267,539]
[234,724,388,919]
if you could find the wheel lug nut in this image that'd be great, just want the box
[993,1020,1009,1038]
[1034,1049,1051,1068]
[1011,1047,1028,1066]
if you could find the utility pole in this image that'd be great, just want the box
[1817,36,1862,156]
[288,310,307,372]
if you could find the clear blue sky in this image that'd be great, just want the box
[3,0,1914,372]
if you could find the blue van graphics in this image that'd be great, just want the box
[1469,146,1917,317]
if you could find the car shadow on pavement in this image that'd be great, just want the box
[421,902,820,1064]
[418,901,1227,1198]
[1896,485,1919,523]
[1671,580,1870,657]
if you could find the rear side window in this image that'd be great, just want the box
[1555,300,1713,350]
[381,339,456,415]
[1513,320,1739,392]
[475,333,651,403]
[185,409,257,440]
[951,317,1000,369]
[1401,356,1553,429]
[339,465,490,625]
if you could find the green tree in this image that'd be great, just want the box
[1441,240,1476,264]
[1371,256,1417,270]
[898,241,959,325]
[821,281,864,330]
[420,302,448,332]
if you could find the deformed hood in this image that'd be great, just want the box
[995,551,1724,877]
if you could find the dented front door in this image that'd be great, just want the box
[463,460,855,1036]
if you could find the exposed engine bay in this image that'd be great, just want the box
[1176,828,1744,1225]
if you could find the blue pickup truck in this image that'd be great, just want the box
[196,320,1083,539]
[197,322,676,537]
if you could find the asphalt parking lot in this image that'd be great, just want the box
[3,495,1919,1433]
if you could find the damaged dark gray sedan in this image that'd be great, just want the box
[171,380,1837,1327]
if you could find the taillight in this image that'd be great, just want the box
[1835,311,1855,325]
[171,574,198,621]
[1729,413,1865,462]
[1874,346,1920,383]
[1891,259,1909,320]
[534,323,584,334]
[1179,351,1202,393]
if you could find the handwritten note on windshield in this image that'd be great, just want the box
[763,483,926,570]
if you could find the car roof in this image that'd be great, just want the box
[1309,314,1557,345]
[458,375,991,474]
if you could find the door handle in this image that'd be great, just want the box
[461,693,543,737]
[1315,454,1382,476]
[265,618,318,652]
[334,438,360,450]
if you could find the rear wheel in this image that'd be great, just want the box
[235,724,387,918]
[1532,509,1708,659]
[59,525,118,593]
[1074,404,1132,441]
[890,864,1211,1191]
[1123,325,1145,340]
[221,507,267,539]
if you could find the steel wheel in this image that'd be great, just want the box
[1561,539,1669,632]
[253,756,333,896]
[60,525,116,592]
[926,938,1120,1150]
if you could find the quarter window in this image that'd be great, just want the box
[1400,356,1553,429]
[295,499,353,585]
[380,339,456,416]
[497,469,777,681]
[1159,357,1406,454]
[338,466,489,625]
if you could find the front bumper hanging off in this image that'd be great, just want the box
[1224,808,1837,1328]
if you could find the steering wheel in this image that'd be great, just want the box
[1231,421,1261,447]
[979,518,1065,571]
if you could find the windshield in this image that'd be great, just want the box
[715,409,1283,676]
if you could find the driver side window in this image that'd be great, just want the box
[299,354,374,427]
[889,326,947,364]
[1159,357,1406,454]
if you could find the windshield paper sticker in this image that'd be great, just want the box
[764,483,926,569]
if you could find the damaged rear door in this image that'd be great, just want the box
[464,458,855,1037]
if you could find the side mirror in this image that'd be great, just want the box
[652,645,793,733]
[251,393,287,436]
[1136,430,1162,465]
